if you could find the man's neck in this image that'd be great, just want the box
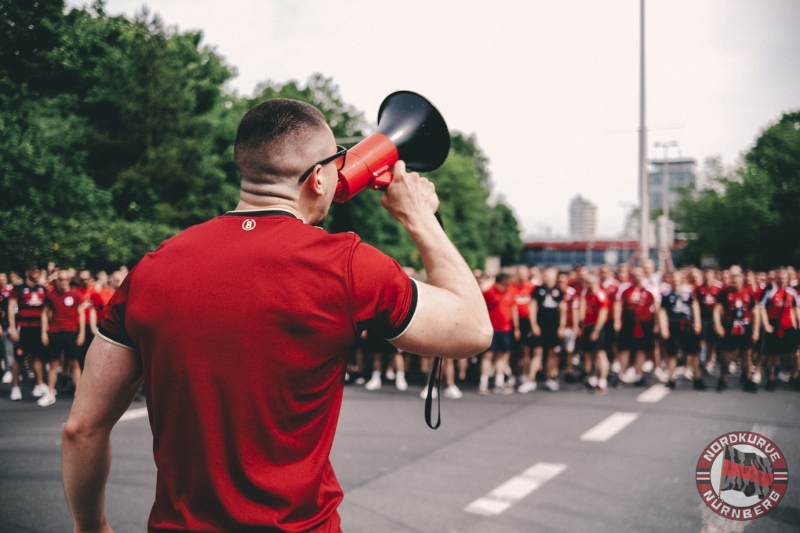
[233,198,305,222]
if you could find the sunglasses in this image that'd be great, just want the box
[298,145,347,183]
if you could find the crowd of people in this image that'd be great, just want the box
[4,255,800,406]
[0,263,128,406]
[346,253,800,398]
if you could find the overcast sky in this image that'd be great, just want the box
[68,0,800,237]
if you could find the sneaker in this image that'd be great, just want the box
[492,385,514,395]
[684,368,694,381]
[633,375,648,387]
[666,380,676,390]
[777,371,790,383]
[622,367,637,384]
[517,381,537,394]
[2,371,11,384]
[693,379,707,391]
[765,380,776,392]
[478,384,490,396]
[729,362,738,375]
[443,384,463,399]
[364,376,382,391]
[420,386,438,400]
[642,360,654,373]
[654,367,669,383]
[752,371,762,385]
[10,387,22,401]
[506,375,517,388]
[32,384,47,398]
[385,368,396,380]
[544,379,560,392]
[354,377,366,385]
[395,375,408,391]
[611,361,622,374]
[37,392,56,407]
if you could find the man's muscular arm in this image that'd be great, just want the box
[62,337,143,533]
[382,161,492,359]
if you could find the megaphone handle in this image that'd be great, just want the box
[424,211,445,430]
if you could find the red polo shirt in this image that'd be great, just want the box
[484,285,513,332]
[100,210,417,533]
[45,289,82,333]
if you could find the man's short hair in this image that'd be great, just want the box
[495,273,511,284]
[234,99,327,185]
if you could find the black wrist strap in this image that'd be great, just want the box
[424,356,443,429]
[424,211,446,430]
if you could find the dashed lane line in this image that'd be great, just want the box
[464,462,567,516]
[118,407,148,421]
[580,412,639,442]
[636,383,670,403]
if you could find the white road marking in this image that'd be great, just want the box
[580,412,639,442]
[636,383,670,403]
[118,407,148,421]
[465,462,567,516]
[750,424,777,440]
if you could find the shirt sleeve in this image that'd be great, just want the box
[349,241,418,341]
[98,270,137,351]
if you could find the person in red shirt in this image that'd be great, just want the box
[480,272,517,395]
[39,272,86,406]
[1,272,13,384]
[509,265,535,389]
[7,264,49,401]
[558,272,580,383]
[61,98,492,533]
[695,268,722,375]
[714,266,760,392]
[614,267,658,387]
[579,273,610,394]
[76,270,104,368]
[759,268,798,391]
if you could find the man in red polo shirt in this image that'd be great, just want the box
[480,272,516,395]
[62,98,492,533]
[759,268,797,391]
[39,272,86,406]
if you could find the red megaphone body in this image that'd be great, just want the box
[333,91,451,203]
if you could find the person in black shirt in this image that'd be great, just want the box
[659,271,705,390]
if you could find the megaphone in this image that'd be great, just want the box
[333,91,450,203]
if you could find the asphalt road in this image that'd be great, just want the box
[0,375,798,533]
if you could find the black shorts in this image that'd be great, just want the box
[516,317,534,347]
[490,331,511,353]
[534,317,560,350]
[718,324,752,353]
[17,327,47,360]
[617,321,655,353]
[581,325,606,353]
[663,323,700,356]
[701,319,717,344]
[48,331,81,362]
[764,323,796,356]
[601,321,616,354]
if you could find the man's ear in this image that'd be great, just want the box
[306,165,326,196]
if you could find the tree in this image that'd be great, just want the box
[675,111,799,269]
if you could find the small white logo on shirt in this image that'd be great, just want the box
[242,219,256,231]
[64,296,74,306]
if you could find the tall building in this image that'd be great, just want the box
[569,195,597,238]
[647,157,696,212]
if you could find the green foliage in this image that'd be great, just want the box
[675,111,800,269]
[0,3,522,273]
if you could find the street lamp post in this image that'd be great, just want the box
[638,0,648,259]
